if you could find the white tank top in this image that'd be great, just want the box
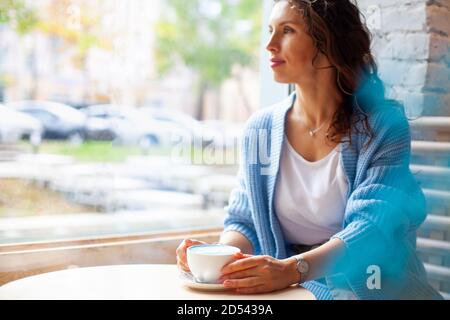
[274,135,348,245]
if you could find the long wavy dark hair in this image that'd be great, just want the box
[275,0,391,146]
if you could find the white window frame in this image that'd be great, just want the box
[259,0,290,107]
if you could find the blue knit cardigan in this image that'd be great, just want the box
[223,93,443,300]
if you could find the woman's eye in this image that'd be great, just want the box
[268,27,294,35]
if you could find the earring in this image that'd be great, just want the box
[353,95,368,116]
[337,71,353,96]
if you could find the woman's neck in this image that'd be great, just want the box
[292,82,342,128]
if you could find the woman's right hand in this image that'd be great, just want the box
[176,238,207,272]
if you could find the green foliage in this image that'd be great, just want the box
[155,0,262,87]
[0,0,38,34]
[37,141,146,163]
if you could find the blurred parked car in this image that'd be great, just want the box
[83,104,185,147]
[82,104,121,141]
[137,107,216,147]
[7,101,86,144]
[0,103,43,144]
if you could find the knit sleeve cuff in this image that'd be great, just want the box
[330,218,387,267]
[331,219,375,247]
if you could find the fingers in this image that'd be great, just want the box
[175,239,205,272]
[221,255,260,275]
[175,239,189,269]
[177,255,190,272]
[176,239,192,272]
[234,252,252,259]
[222,277,263,289]
[219,268,256,282]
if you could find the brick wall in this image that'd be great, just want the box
[357,1,450,298]
[357,0,450,117]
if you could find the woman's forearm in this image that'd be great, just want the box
[285,238,347,283]
[219,230,253,255]
[219,232,346,283]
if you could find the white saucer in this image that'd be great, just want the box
[179,272,231,292]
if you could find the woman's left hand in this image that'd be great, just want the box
[219,252,300,294]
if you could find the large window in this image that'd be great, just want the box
[0,0,267,245]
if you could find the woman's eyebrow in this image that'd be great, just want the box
[269,20,300,28]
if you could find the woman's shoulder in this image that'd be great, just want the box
[353,99,411,154]
[370,99,407,121]
[359,98,409,134]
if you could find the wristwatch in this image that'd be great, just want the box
[294,254,309,282]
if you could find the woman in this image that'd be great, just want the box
[176,0,443,300]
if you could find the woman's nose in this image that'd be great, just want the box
[266,34,280,53]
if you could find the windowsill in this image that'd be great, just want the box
[0,227,223,285]
[0,227,223,253]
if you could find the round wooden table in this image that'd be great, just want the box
[0,264,315,300]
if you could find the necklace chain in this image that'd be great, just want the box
[308,122,325,137]
[303,120,327,137]
[295,104,331,137]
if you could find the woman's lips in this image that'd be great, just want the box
[270,59,286,68]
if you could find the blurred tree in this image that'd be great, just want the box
[38,0,107,101]
[39,0,106,58]
[0,0,38,34]
[0,0,38,101]
[154,0,262,119]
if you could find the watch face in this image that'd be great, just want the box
[297,260,309,273]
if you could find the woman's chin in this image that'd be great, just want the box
[273,74,291,84]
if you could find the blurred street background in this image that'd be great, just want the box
[0,0,262,243]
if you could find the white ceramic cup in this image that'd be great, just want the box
[186,244,241,284]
